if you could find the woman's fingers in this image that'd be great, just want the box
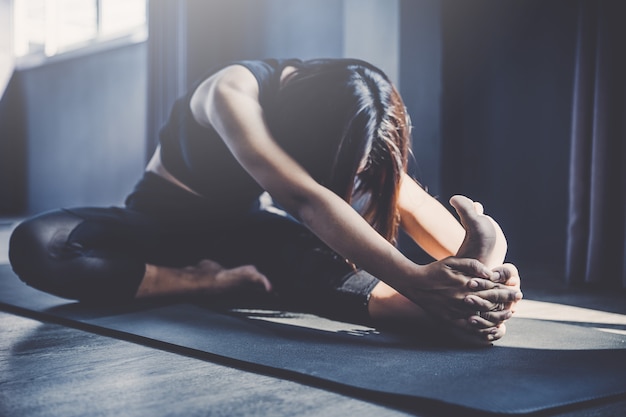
[451,319,507,345]
[466,263,522,319]
[470,287,522,306]
[447,257,493,280]
[463,291,520,324]
[491,263,520,285]
[468,263,520,287]
[503,274,521,288]
[467,277,497,290]
[409,257,518,342]
[468,310,512,328]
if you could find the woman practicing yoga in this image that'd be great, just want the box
[9,58,521,346]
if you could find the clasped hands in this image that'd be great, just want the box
[405,257,521,345]
[406,195,522,345]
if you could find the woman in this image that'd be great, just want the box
[9,58,521,346]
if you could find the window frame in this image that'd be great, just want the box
[13,0,147,70]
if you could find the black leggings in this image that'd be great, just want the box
[9,173,379,323]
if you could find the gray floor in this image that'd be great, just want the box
[1,311,420,417]
[1,219,626,417]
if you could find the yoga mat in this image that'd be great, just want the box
[1,264,625,416]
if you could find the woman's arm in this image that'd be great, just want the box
[398,172,466,261]
[398,173,507,269]
[398,175,521,330]
[190,64,519,321]
[191,65,415,289]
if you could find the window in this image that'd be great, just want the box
[13,0,146,65]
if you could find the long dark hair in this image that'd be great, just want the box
[265,58,411,243]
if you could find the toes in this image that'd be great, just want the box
[451,195,498,265]
[470,310,512,327]
[450,320,506,345]
[469,314,495,329]
[449,195,479,225]
[491,263,520,285]
[230,265,273,292]
[472,323,506,343]
[446,323,494,347]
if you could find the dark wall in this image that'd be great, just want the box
[4,43,148,215]
[440,0,579,272]
[400,0,443,195]
[0,72,26,214]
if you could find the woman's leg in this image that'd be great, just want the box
[136,260,271,298]
[9,206,272,303]
[9,208,148,302]
[367,196,519,344]
[197,210,381,323]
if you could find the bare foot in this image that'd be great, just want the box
[449,195,507,269]
[368,277,512,347]
[136,260,272,298]
[368,196,514,346]
[189,260,273,295]
[368,290,507,347]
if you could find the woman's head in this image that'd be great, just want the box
[266,58,412,242]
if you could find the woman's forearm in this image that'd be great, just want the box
[296,182,422,292]
[398,173,465,260]
[398,174,508,268]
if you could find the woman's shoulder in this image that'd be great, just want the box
[228,58,301,106]
[234,58,301,91]
[195,59,300,87]
[188,59,299,105]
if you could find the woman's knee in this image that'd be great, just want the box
[9,208,147,303]
[8,209,83,292]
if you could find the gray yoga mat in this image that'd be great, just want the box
[1,264,625,416]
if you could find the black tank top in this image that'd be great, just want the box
[158,59,301,218]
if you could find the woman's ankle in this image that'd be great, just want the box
[367,281,427,322]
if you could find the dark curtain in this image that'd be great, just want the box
[566,0,626,288]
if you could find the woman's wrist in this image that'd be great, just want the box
[386,260,428,296]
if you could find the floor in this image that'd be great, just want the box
[1,219,626,417]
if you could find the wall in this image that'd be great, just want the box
[4,0,578,276]
[147,0,404,151]
[0,0,20,214]
[183,0,400,88]
[184,0,346,86]
[399,0,443,195]
[17,43,147,214]
[440,0,579,272]
[0,72,26,214]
